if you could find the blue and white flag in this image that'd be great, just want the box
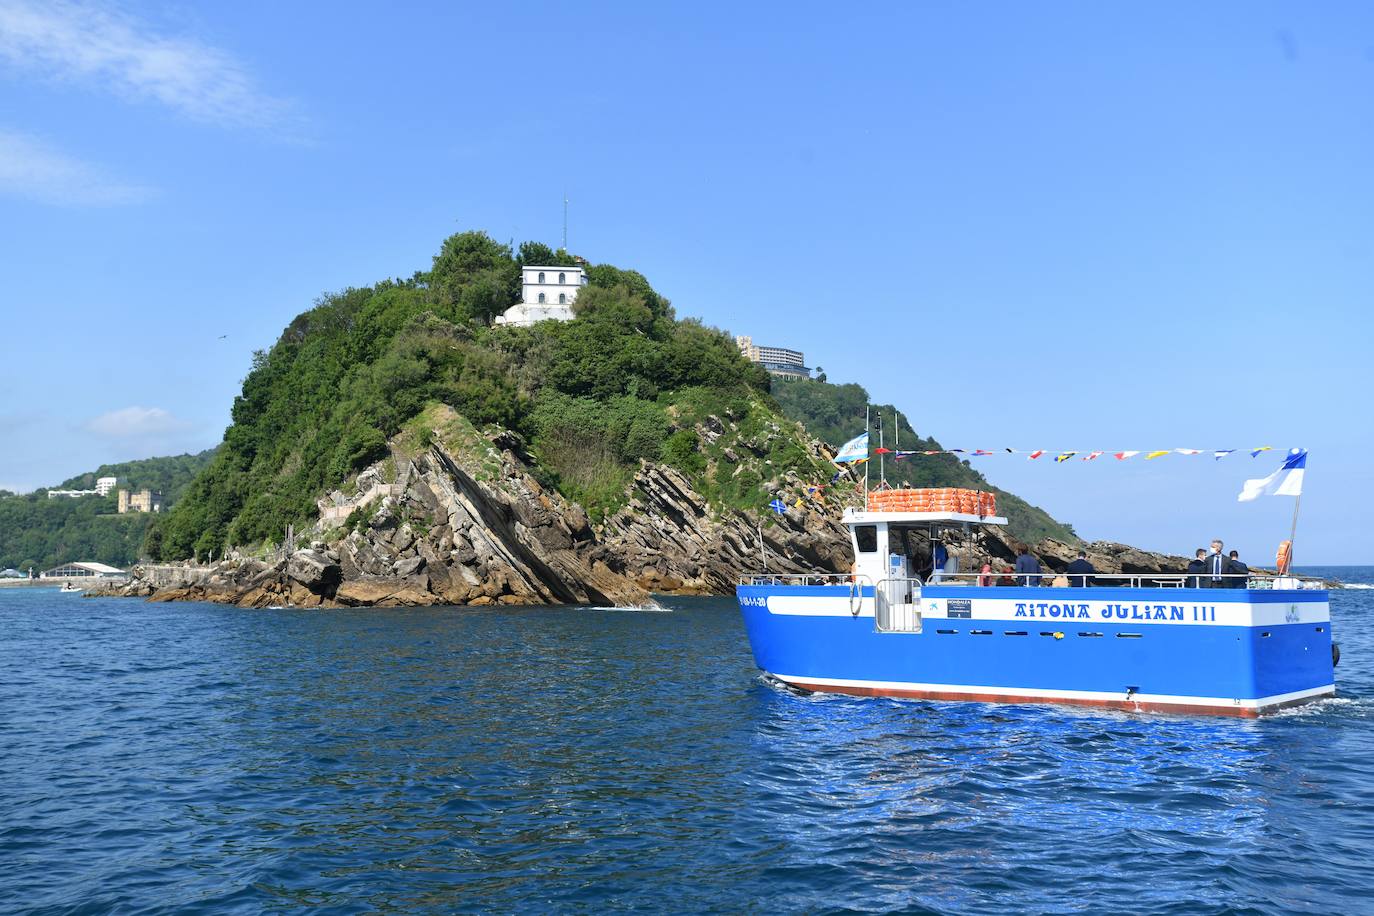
[833,432,869,464]
[768,498,787,514]
[1238,448,1306,502]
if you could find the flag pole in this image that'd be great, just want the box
[1288,491,1302,565]
[878,413,885,487]
[864,405,870,502]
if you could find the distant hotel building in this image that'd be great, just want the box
[46,475,119,499]
[735,335,810,378]
[48,488,99,499]
[118,488,162,514]
[493,265,588,328]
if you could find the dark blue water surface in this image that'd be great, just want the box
[3,569,1373,914]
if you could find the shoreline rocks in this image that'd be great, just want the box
[89,414,1277,608]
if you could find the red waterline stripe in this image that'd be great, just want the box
[780,680,1330,718]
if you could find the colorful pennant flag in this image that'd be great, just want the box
[972,449,993,456]
[1145,450,1170,460]
[1055,452,1077,463]
[768,498,787,514]
[1174,448,1202,455]
[1028,450,1045,460]
[1250,446,1274,458]
[1114,451,1140,460]
[1083,451,1103,461]
[1213,450,1235,460]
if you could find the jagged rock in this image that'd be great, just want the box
[393,556,426,577]
[124,403,1247,610]
[336,577,402,606]
[287,549,342,592]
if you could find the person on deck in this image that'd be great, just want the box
[1186,549,1207,588]
[931,542,949,583]
[1227,550,1249,588]
[1014,546,1042,587]
[979,563,994,587]
[1206,539,1233,588]
[1065,549,1095,587]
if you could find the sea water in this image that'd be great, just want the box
[1,569,1371,913]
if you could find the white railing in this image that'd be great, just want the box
[924,571,1325,590]
[739,572,875,616]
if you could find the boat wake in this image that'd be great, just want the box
[591,602,671,613]
[1340,583,1374,590]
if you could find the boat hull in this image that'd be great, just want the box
[738,584,1335,718]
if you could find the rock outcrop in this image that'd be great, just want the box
[90,412,1203,608]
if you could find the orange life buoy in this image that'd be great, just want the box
[1276,540,1293,576]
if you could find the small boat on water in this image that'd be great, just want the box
[737,488,1336,718]
[58,582,83,593]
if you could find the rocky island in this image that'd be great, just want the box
[91,231,1196,608]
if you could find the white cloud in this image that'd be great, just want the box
[85,406,190,440]
[0,0,291,130]
[0,128,150,205]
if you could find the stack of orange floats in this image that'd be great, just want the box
[866,488,997,516]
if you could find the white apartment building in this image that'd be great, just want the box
[735,335,810,378]
[494,265,588,328]
[96,476,117,496]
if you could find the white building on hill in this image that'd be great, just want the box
[735,335,810,378]
[494,265,588,328]
[96,476,117,496]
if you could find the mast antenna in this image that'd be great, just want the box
[562,191,568,250]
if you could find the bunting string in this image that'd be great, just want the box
[841,445,1282,465]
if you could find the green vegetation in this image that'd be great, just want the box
[0,450,215,570]
[147,229,1074,560]
[771,377,1077,544]
[152,231,796,557]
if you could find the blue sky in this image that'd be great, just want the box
[1,1,1370,563]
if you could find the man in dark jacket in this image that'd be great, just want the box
[1205,539,1232,588]
[1185,548,1207,588]
[1065,549,1095,587]
[1227,550,1249,588]
[1014,547,1042,587]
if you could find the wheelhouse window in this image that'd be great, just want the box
[854,525,878,553]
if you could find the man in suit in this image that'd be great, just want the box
[1014,546,1042,587]
[1227,550,1249,588]
[1185,548,1207,588]
[1206,539,1233,588]
[1066,549,1095,587]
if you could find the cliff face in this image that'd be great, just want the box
[107,417,856,608]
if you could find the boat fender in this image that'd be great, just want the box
[1333,642,1340,668]
[1276,540,1293,576]
[1053,632,1064,640]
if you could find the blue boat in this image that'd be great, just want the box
[737,493,1335,717]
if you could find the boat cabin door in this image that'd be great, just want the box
[878,551,922,633]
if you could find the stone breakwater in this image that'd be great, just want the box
[88,415,1227,609]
